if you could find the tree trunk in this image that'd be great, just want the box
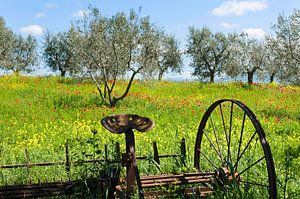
[247,71,254,84]
[13,68,21,76]
[270,73,275,83]
[109,70,139,107]
[209,71,214,83]
[158,71,163,81]
[61,70,66,77]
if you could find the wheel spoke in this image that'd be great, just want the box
[233,131,257,169]
[240,180,269,188]
[198,149,218,170]
[210,115,223,162]
[203,129,223,161]
[246,137,260,164]
[219,104,229,152]
[238,156,265,177]
[228,101,233,163]
[235,112,246,172]
[196,100,276,198]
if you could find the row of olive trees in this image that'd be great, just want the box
[0,17,38,73]
[186,27,265,84]
[0,9,299,86]
[43,7,182,106]
[187,9,300,85]
[0,8,299,106]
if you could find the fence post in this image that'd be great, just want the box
[24,148,31,183]
[180,138,186,166]
[153,142,160,164]
[65,143,71,180]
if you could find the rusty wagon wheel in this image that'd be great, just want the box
[194,99,277,198]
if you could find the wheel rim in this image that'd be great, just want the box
[194,99,277,198]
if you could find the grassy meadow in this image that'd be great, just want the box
[0,75,299,198]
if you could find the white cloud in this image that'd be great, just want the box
[242,28,266,39]
[212,0,268,16]
[220,22,240,29]
[73,10,89,18]
[20,25,43,35]
[34,12,46,18]
[45,3,58,9]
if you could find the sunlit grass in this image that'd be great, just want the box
[0,75,299,198]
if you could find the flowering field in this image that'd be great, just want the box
[0,75,299,198]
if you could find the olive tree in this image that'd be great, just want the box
[43,31,76,77]
[263,36,286,83]
[225,34,268,84]
[156,33,182,81]
[11,35,38,73]
[186,27,230,83]
[271,10,300,85]
[0,17,37,73]
[0,17,14,69]
[69,8,158,107]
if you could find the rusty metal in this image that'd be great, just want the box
[101,114,155,198]
[65,144,70,178]
[124,129,139,196]
[0,159,120,169]
[140,172,215,188]
[101,114,154,134]
[0,177,107,199]
[100,100,277,198]
[194,99,277,199]
[143,187,214,198]
[152,142,160,164]
[180,138,187,166]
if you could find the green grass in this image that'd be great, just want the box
[0,75,299,198]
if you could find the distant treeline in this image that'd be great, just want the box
[0,7,299,86]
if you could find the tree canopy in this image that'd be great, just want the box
[2,8,300,86]
[156,33,182,81]
[0,17,37,73]
[187,27,230,83]
[43,31,76,77]
[68,8,160,106]
[225,34,268,84]
[270,9,300,85]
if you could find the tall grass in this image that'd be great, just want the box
[0,75,299,198]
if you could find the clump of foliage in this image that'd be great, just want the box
[0,17,38,73]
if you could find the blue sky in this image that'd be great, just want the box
[0,0,299,79]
